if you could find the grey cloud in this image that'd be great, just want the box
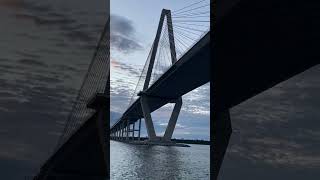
[18,59,48,68]
[27,74,63,84]
[0,58,11,62]
[52,64,83,74]
[14,12,96,44]
[11,1,103,47]
[62,30,94,42]
[54,42,69,48]
[35,48,62,55]
[16,32,41,40]
[111,14,143,53]
[15,51,41,59]
[111,14,135,35]
[111,34,143,53]
[0,63,16,70]
[15,13,76,26]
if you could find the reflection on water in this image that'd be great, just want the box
[110,141,210,180]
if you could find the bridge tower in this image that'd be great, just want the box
[139,9,183,142]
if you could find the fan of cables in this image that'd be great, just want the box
[171,0,210,59]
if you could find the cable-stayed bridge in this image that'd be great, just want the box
[109,2,210,144]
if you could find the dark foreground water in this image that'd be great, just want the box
[110,140,210,180]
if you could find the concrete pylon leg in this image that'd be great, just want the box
[121,125,124,139]
[163,97,182,141]
[122,124,125,138]
[213,109,232,180]
[140,95,157,141]
[132,122,135,140]
[126,121,129,141]
[138,118,141,141]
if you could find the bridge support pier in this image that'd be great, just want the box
[138,118,141,141]
[163,97,182,141]
[140,95,158,141]
[126,120,129,141]
[118,128,120,140]
[132,123,135,140]
[140,93,183,142]
[121,123,124,140]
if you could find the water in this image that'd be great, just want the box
[110,140,210,180]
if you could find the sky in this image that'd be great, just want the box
[0,0,107,179]
[110,0,211,141]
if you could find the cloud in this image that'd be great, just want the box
[18,59,48,68]
[15,13,76,26]
[111,59,142,76]
[111,34,143,53]
[111,14,135,35]
[8,1,105,49]
[159,122,186,129]
[15,51,41,59]
[14,12,96,45]
[110,14,143,53]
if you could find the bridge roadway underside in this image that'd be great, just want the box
[111,33,210,130]
[214,0,320,179]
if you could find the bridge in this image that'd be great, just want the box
[109,6,210,144]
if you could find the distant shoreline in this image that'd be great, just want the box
[172,138,210,145]
[115,137,210,145]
